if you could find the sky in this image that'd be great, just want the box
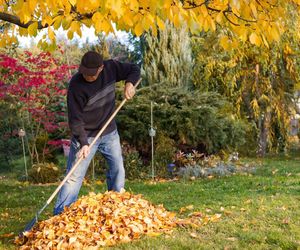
[18,25,129,48]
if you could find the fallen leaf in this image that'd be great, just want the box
[282,218,290,224]
[226,237,237,241]
[180,205,194,213]
[0,232,14,239]
[16,191,178,249]
[190,232,198,238]
[188,212,203,217]
[224,210,232,216]
[16,191,222,249]
[209,214,222,222]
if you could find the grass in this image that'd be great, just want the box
[0,155,299,249]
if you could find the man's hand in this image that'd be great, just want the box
[78,145,90,159]
[124,82,136,100]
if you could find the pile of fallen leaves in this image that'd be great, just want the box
[16,190,221,249]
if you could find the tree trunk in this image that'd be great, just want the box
[257,112,271,157]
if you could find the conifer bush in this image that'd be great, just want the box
[117,86,247,156]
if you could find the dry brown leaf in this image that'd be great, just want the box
[0,232,14,239]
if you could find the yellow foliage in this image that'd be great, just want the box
[61,15,73,30]
[0,0,296,46]
[48,27,55,41]
[249,33,261,46]
[67,29,74,40]
[28,0,37,12]
[219,35,230,50]
[156,16,165,30]
[134,22,144,36]
[53,16,62,29]
[69,0,76,6]
[28,22,38,36]
[69,21,82,36]
[250,99,259,118]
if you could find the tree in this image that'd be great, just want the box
[191,10,300,156]
[0,0,298,48]
[143,21,192,87]
[0,51,75,164]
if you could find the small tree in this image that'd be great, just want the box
[142,21,192,87]
[0,51,75,164]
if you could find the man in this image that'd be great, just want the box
[53,51,140,215]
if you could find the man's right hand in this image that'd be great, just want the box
[78,145,90,158]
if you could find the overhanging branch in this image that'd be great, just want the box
[0,12,48,29]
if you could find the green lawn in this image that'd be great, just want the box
[0,155,299,249]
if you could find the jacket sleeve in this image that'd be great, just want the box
[112,60,141,85]
[67,88,88,147]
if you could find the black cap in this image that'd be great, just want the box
[79,51,103,76]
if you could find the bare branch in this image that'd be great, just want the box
[183,0,211,10]
[233,13,257,23]
[224,11,239,26]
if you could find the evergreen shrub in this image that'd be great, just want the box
[117,86,248,156]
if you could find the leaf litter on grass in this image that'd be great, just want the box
[16,190,221,249]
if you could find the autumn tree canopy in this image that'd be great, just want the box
[0,0,299,48]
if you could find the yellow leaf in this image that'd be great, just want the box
[69,0,76,6]
[92,12,103,23]
[173,13,180,28]
[28,0,37,12]
[134,22,144,36]
[81,19,92,28]
[0,38,6,48]
[210,18,216,31]
[42,16,53,27]
[216,12,223,23]
[102,19,112,34]
[249,2,257,18]
[67,30,74,40]
[62,15,73,30]
[219,35,230,50]
[249,32,261,46]
[48,27,55,40]
[12,0,23,12]
[53,16,62,30]
[123,13,133,27]
[69,21,82,36]
[28,22,38,36]
[146,232,161,237]
[130,0,139,11]
[151,23,157,36]
[156,16,165,30]
[200,5,208,17]
[20,3,32,24]
[186,205,194,210]
[210,213,222,222]
[19,27,28,36]
[270,25,280,41]
[145,13,155,29]
[250,99,259,117]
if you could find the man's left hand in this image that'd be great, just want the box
[124,82,136,100]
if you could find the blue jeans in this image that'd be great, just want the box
[53,129,125,215]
